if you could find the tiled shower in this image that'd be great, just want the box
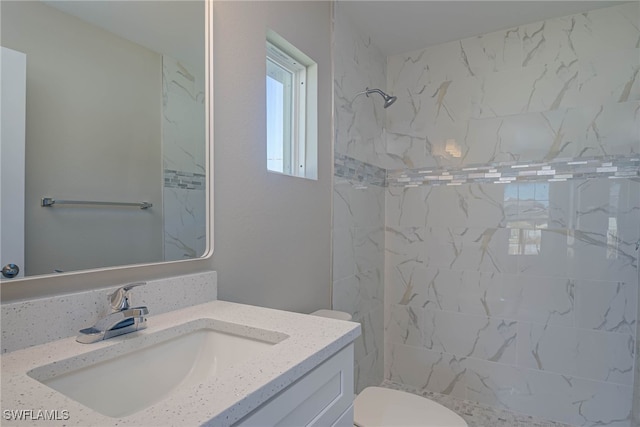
[332,2,640,426]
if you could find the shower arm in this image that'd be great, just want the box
[352,87,397,109]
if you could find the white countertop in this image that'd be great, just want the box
[1,300,360,426]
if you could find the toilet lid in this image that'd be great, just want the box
[354,387,468,427]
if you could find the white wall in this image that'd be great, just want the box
[1,1,163,276]
[211,1,332,312]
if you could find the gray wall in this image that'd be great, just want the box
[2,1,163,276]
[211,1,332,313]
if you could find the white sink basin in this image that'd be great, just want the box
[27,319,287,418]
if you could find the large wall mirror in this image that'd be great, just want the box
[0,0,210,280]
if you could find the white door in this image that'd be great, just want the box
[0,47,26,279]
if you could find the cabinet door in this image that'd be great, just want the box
[236,344,354,427]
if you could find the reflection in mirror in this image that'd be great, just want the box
[0,1,207,278]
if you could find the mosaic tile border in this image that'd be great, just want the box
[388,156,639,188]
[334,153,387,186]
[164,169,206,190]
[387,156,639,188]
[334,155,639,188]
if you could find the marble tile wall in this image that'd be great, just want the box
[162,56,207,261]
[333,6,387,392]
[384,3,640,426]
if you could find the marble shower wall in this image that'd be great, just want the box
[384,3,640,426]
[333,7,387,392]
[162,56,207,261]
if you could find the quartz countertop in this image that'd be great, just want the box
[1,300,360,426]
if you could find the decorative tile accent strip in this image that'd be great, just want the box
[387,156,640,188]
[164,169,206,190]
[334,153,386,186]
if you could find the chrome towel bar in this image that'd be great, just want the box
[41,198,152,209]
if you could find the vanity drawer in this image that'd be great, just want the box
[235,343,354,427]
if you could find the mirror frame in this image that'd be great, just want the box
[0,0,214,302]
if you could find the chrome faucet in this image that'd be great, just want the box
[76,282,149,344]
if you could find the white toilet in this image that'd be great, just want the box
[311,310,468,427]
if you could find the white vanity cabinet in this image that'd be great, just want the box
[235,343,355,427]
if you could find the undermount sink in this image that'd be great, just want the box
[27,319,288,418]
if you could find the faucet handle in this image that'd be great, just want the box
[108,282,146,311]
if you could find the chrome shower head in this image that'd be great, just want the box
[356,87,397,108]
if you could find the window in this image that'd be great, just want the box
[266,31,317,179]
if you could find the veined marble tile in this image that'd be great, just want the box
[333,178,385,229]
[353,306,384,369]
[334,6,388,170]
[520,3,640,68]
[385,225,428,267]
[332,226,356,281]
[572,178,640,234]
[354,307,384,389]
[546,101,640,159]
[385,346,634,426]
[504,181,570,230]
[386,343,468,399]
[387,75,484,135]
[503,178,640,234]
[387,265,576,328]
[387,30,518,91]
[479,49,639,118]
[517,322,634,385]
[355,346,383,394]
[384,130,438,169]
[162,56,206,263]
[163,187,206,261]
[574,48,640,105]
[460,101,640,166]
[334,122,388,170]
[499,365,633,426]
[354,226,385,274]
[460,27,522,75]
[568,226,639,284]
[386,304,518,364]
[386,185,432,228]
[575,279,637,335]
[424,226,517,274]
[162,56,206,175]
[516,227,639,284]
[427,184,507,229]
[571,377,634,427]
[506,275,575,327]
[333,268,383,322]
[464,357,534,415]
[387,267,522,320]
[387,183,507,230]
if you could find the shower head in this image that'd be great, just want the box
[356,88,397,108]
